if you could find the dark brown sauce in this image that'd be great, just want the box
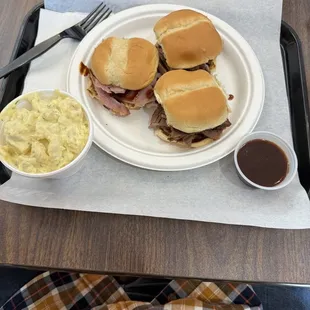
[79,62,89,76]
[228,94,234,100]
[237,139,288,187]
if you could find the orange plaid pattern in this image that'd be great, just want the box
[1,272,262,310]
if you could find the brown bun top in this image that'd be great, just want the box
[91,37,159,90]
[154,70,228,133]
[153,9,222,69]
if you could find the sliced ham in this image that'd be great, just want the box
[122,90,139,101]
[117,76,158,108]
[96,87,130,116]
[83,63,159,116]
[107,85,127,94]
[121,85,155,108]
[89,71,126,94]
[87,70,129,116]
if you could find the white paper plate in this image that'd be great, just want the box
[67,4,265,171]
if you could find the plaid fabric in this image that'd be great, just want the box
[1,272,262,310]
[152,280,261,309]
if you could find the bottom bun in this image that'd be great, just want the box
[124,102,141,110]
[155,129,213,148]
[123,101,155,110]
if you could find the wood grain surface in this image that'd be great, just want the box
[0,0,310,284]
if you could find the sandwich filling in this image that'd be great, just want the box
[80,62,157,117]
[156,44,215,74]
[150,105,231,146]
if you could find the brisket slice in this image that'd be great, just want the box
[150,105,231,146]
[156,44,214,73]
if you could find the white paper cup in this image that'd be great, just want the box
[0,89,93,179]
[234,131,298,190]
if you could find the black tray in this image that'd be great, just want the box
[280,22,310,194]
[1,5,310,195]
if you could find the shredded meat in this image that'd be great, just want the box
[149,104,169,128]
[156,44,214,73]
[150,105,231,146]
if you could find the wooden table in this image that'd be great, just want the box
[0,0,310,284]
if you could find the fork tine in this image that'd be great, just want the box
[79,3,105,27]
[85,7,112,32]
[81,4,107,28]
[97,9,112,24]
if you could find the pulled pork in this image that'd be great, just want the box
[82,62,157,116]
[156,44,215,75]
[150,105,231,146]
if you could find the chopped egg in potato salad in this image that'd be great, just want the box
[0,92,89,173]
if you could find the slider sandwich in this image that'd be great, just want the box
[150,70,231,147]
[81,37,159,116]
[154,9,223,74]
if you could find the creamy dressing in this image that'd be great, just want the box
[0,92,89,173]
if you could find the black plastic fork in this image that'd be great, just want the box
[0,3,112,79]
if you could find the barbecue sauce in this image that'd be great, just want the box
[237,139,288,187]
[79,62,89,76]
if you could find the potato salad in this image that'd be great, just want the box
[0,92,89,173]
